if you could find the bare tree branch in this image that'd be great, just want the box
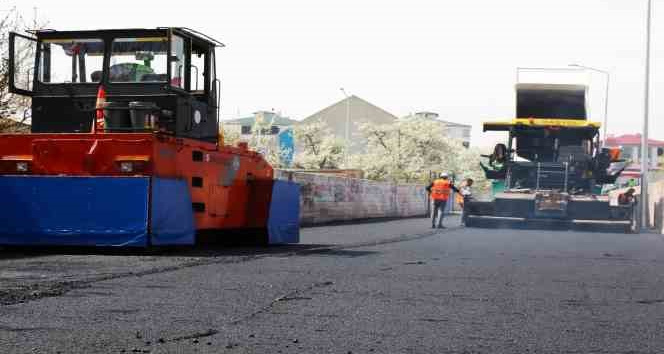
[0,6,47,132]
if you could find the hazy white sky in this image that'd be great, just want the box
[9,0,664,146]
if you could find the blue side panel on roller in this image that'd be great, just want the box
[0,176,149,247]
[268,180,300,244]
[150,178,196,245]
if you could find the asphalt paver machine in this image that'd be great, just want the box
[465,83,637,233]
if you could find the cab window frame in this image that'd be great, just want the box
[108,36,169,84]
[36,37,106,85]
[169,33,187,91]
[190,40,210,94]
[168,29,215,97]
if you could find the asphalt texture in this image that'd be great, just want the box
[1,216,664,353]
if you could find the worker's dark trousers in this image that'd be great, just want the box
[461,196,471,224]
[431,200,447,227]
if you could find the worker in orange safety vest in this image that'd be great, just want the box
[426,172,459,229]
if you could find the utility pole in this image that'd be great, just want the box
[340,88,350,167]
[641,0,653,229]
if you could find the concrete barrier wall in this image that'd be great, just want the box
[275,170,427,225]
[274,170,664,232]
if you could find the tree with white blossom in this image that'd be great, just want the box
[292,120,345,169]
[349,117,489,193]
[224,116,489,194]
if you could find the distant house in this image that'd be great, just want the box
[223,111,297,141]
[603,134,664,184]
[604,134,664,170]
[299,95,398,154]
[222,111,297,166]
[402,111,471,147]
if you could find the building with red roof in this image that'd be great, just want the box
[603,134,664,177]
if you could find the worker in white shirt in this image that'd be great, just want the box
[458,178,474,225]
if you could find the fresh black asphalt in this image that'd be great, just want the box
[1,217,664,353]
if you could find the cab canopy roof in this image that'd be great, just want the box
[41,37,166,57]
[31,27,224,47]
[484,118,601,132]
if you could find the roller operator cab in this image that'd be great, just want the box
[9,28,221,138]
[465,84,637,233]
[1,28,300,247]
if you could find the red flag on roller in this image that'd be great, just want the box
[94,85,106,133]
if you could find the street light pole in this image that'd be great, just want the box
[568,64,610,146]
[340,88,350,167]
[641,0,653,229]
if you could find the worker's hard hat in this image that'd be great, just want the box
[439,172,449,178]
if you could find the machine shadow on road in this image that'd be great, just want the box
[466,219,636,234]
[0,243,378,260]
[300,216,428,229]
[154,243,378,258]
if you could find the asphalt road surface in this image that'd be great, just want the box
[1,216,664,353]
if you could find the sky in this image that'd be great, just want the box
[8,0,664,147]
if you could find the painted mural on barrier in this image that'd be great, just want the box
[275,170,428,224]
